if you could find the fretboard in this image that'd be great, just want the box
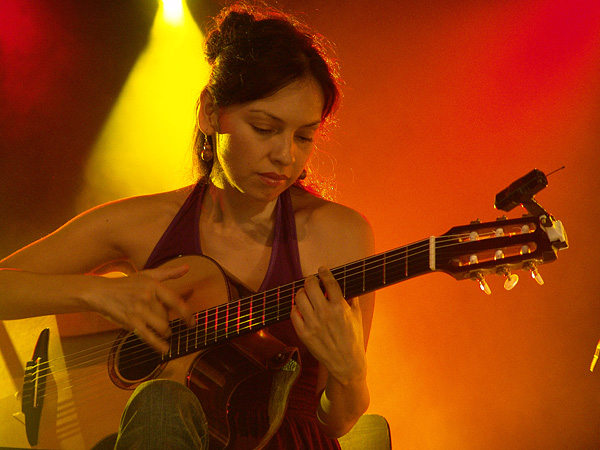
[163,238,435,361]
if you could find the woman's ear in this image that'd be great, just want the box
[198,88,219,134]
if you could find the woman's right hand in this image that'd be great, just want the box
[87,264,193,354]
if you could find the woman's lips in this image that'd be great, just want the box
[258,172,289,186]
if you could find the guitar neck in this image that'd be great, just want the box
[134,213,566,365]
[332,238,434,298]
[164,239,433,361]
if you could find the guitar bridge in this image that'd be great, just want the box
[22,327,50,446]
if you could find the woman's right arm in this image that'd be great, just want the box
[0,196,193,353]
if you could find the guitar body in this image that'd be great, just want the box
[0,255,298,450]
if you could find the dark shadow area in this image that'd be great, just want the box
[0,0,158,256]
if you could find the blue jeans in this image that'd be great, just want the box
[93,380,209,450]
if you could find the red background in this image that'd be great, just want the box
[1,0,600,448]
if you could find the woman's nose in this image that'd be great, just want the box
[271,134,295,166]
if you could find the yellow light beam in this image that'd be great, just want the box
[78,1,208,210]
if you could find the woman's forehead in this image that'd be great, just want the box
[238,78,325,123]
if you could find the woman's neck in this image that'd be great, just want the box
[202,182,278,237]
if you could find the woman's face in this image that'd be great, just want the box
[208,77,325,203]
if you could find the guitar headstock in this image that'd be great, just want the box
[435,213,568,294]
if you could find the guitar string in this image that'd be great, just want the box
[22,228,532,400]
[21,235,443,399]
[26,232,535,403]
[33,234,449,371]
[24,224,534,403]
[22,228,525,401]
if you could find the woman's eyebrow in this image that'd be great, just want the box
[248,109,322,128]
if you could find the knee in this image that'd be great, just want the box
[132,379,194,405]
[127,380,207,425]
[118,380,209,448]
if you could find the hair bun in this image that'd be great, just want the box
[205,11,255,64]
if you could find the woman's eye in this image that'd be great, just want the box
[296,135,314,143]
[252,125,273,135]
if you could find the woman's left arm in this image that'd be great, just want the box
[291,203,375,438]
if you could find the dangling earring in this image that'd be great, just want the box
[298,169,307,180]
[201,134,213,162]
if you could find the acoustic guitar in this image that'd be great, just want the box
[0,211,568,449]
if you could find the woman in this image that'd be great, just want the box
[0,2,375,449]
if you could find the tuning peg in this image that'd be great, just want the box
[526,263,544,285]
[473,272,491,295]
[498,267,519,290]
[530,268,544,285]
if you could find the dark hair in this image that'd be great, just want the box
[192,2,341,193]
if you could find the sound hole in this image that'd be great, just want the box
[110,331,165,388]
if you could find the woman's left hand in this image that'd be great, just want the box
[290,266,367,385]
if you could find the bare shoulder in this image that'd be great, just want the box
[0,185,194,273]
[89,186,193,262]
[92,186,191,231]
[290,187,374,272]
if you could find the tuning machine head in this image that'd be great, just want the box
[473,272,492,295]
[498,267,519,290]
[525,263,544,285]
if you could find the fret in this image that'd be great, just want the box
[168,319,185,357]
[194,312,199,350]
[362,259,366,292]
[263,288,278,326]
[249,296,253,330]
[236,300,241,334]
[404,246,408,278]
[278,284,295,321]
[216,304,231,342]
[251,294,264,329]
[206,307,216,344]
[213,305,220,342]
[290,282,296,317]
[204,309,209,347]
[183,319,188,353]
[238,296,251,334]
[262,291,266,325]
[275,287,280,320]
[225,302,230,339]
[276,287,281,320]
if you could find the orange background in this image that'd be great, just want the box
[1,0,600,448]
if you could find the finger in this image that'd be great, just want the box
[142,296,172,338]
[130,317,170,355]
[142,265,194,326]
[317,266,345,303]
[292,286,311,317]
[297,279,321,322]
[154,282,194,327]
[289,304,305,332]
[302,273,324,303]
[347,296,363,315]
[146,264,190,282]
